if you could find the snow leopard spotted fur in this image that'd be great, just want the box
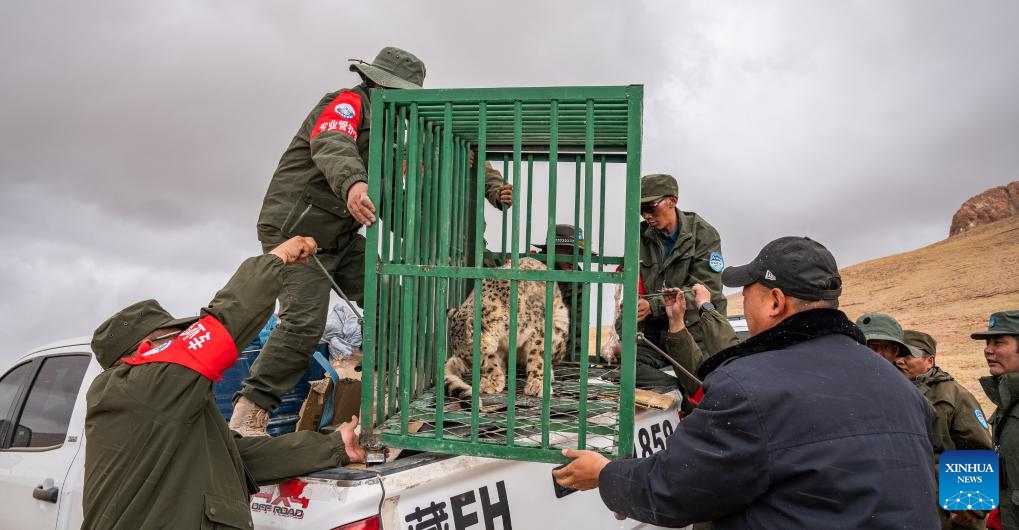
[444,257,570,399]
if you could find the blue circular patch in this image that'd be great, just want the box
[335,103,356,119]
[975,409,989,430]
[990,316,998,328]
[145,340,173,356]
[708,251,724,273]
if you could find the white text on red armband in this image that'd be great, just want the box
[310,91,362,141]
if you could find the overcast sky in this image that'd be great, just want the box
[1,1,1017,364]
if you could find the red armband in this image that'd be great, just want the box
[615,265,646,296]
[122,315,238,381]
[310,91,362,141]
[987,508,1001,530]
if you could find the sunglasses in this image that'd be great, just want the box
[640,197,667,215]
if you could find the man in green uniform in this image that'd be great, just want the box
[903,329,991,529]
[976,310,1019,529]
[533,224,591,359]
[235,47,427,435]
[237,49,516,435]
[855,311,920,365]
[633,173,726,390]
[84,236,366,530]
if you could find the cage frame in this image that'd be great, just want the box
[360,85,643,463]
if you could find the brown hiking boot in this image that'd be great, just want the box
[230,396,269,437]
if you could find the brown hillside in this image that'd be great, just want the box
[727,216,1019,413]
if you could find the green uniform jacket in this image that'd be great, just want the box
[664,307,740,393]
[482,160,509,209]
[257,87,507,250]
[639,209,726,349]
[916,367,991,459]
[981,373,1019,528]
[257,86,371,248]
[83,255,351,530]
[917,369,990,530]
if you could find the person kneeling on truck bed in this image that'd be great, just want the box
[83,236,366,530]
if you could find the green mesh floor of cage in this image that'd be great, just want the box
[377,363,624,452]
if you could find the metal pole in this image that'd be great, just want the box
[311,254,364,325]
[635,332,703,387]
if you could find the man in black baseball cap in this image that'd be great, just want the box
[720,236,842,335]
[723,236,840,299]
[553,235,939,528]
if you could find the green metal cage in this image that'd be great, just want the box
[361,85,643,463]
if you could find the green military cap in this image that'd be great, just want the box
[971,310,1019,339]
[349,47,426,89]
[903,329,937,356]
[640,173,678,203]
[856,312,922,357]
[533,224,596,255]
[91,299,199,369]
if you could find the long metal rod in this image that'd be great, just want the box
[312,255,363,324]
[636,332,703,387]
[639,289,692,299]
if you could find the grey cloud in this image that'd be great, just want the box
[1,0,1018,362]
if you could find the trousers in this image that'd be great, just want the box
[238,233,365,411]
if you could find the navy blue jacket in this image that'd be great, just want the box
[599,308,938,529]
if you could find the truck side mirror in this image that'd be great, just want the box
[11,424,32,447]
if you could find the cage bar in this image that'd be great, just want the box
[362,86,643,463]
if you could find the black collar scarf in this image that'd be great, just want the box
[697,308,866,380]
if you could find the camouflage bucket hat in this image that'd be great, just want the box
[640,173,678,203]
[533,224,597,255]
[91,299,199,369]
[855,312,921,357]
[903,329,937,356]
[350,47,426,89]
[971,310,1019,339]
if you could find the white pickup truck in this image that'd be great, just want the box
[0,337,687,530]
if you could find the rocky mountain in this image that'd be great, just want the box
[950,181,1019,237]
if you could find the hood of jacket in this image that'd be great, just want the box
[914,365,952,385]
[981,372,1019,411]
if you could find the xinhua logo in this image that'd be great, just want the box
[939,450,998,511]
